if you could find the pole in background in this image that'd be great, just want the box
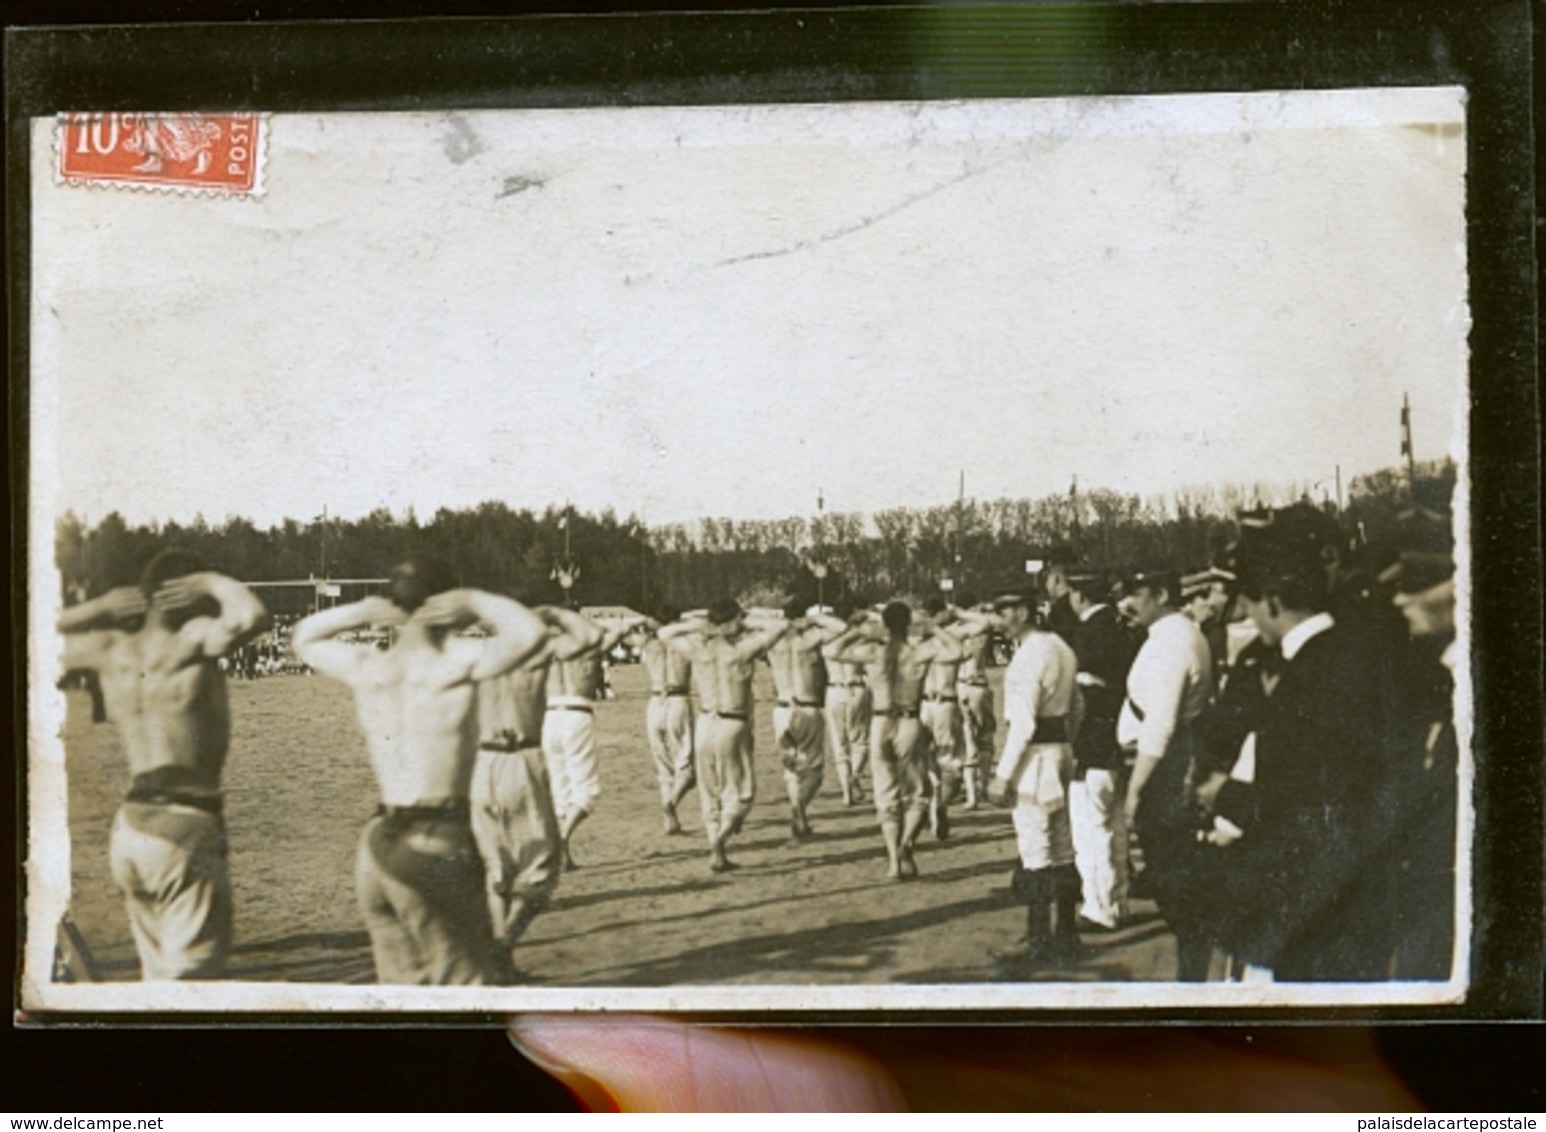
[1401,394,1417,493]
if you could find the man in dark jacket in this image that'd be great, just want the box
[1065,570,1135,931]
[1199,510,1395,981]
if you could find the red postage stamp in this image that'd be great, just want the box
[56,112,266,197]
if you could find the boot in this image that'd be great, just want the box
[1051,864,1083,964]
[993,868,1052,966]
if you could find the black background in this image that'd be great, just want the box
[6,0,1541,1112]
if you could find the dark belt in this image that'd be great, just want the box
[548,703,594,714]
[882,706,920,719]
[374,799,472,823]
[924,693,959,703]
[479,736,540,753]
[960,678,989,688]
[706,710,748,722]
[653,687,690,698]
[777,699,823,709]
[124,786,224,816]
[125,767,223,816]
[842,681,868,689]
[1030,715,1069,743]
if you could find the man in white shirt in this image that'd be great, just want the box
[1117,568,1215,980]
[986,587,1084,967]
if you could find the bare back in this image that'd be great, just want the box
[957,631,993,683]
[825,654,866,688]
[641,636,692,693]
[343,638,485,805]
[478,660,550,745]
[83,628,231,784]
[922,647,962,696]
[707,637,757,714]
[547,652,605,701]
[768,625,827,702]
[867,638,932,713]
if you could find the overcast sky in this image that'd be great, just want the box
[31,88,1467,531]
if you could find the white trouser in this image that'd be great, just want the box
[1069,767,1128,928]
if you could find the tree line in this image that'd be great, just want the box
[54,460,1453,616]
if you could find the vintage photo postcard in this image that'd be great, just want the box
[21,84,1480,1017]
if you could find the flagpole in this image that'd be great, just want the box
[1401,394,1417,493]
[955,469,964,594]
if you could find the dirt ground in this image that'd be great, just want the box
[56,663,1178,986]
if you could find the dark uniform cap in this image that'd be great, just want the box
[991,586,1038,610]
[1124,566,1179,597]
[1378,550,1456,594]
[1232,503,1340,596]
[1180,566,1235,600]
[1063,570,1113,605]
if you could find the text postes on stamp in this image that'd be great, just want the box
[56,112,266,197]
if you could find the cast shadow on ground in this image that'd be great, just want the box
[573,890,1011,986]
[533,847,1016,950]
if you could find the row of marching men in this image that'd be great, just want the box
[987,500,1459,982]
[57,495,1455,986]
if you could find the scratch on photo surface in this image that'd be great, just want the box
[496,174,549,200]
[715,160,999,268]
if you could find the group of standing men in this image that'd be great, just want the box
[979,500,1460,983]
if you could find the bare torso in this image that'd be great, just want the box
[825,655,867,690]
[547,653,604,701]
[641,637,692,693]
[92,628,231,785]
[957,632,992,684]
[346,639,484,805]
[868,639,930,714]
[768,625,827,703]
[923,651,962,696]
[702,635,760,714]
[477,660,550,744]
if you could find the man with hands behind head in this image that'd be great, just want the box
[824,602,985,881]
[57,549,271,980]
[659,601,788,873]
[472,602,602,976]
[292,555,548,985]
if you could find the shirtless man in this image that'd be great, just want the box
[918,597,976,840]
[659,601,788,872]
[631,606,696,835]
[951,591,996,812]
[823,602,976,880]
[765,599,849,841]
[543,611,641,868]
[58,549,270,979]
[472,604,601,970]
[292,555,547,985]
[823,601,872,807]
